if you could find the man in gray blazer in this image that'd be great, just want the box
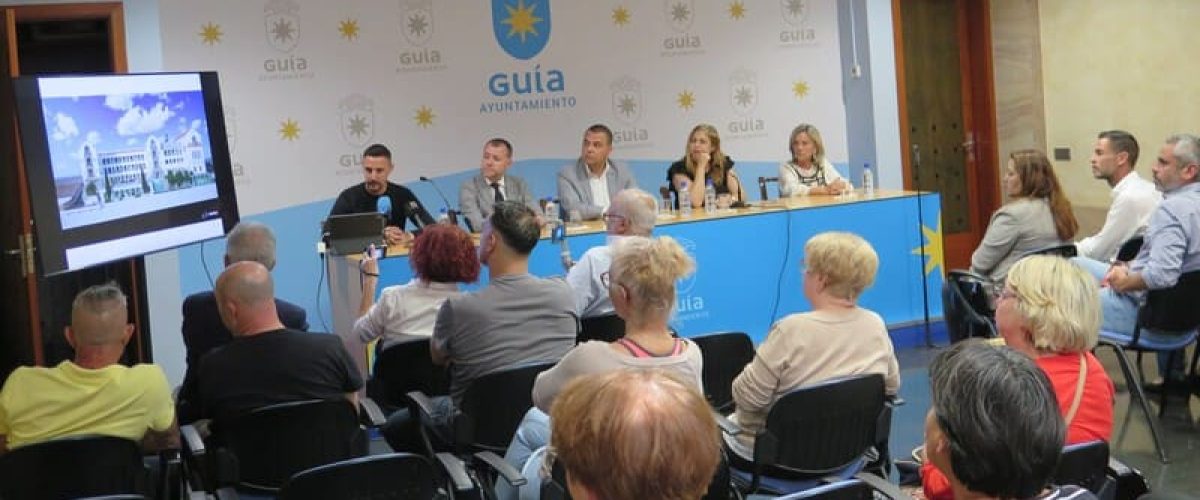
[557,124,638,221]
[459,138,538,232]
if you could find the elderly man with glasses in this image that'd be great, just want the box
[564,188,660,319]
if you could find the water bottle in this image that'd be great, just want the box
[679,180,692,218]
[544,197,559,222]
[704,179,717,214]
[437,208,450,224]
[862,164,875,197]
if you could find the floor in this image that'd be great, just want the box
[888,323,1200,498]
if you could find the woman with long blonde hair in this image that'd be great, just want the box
[667,124,747,208]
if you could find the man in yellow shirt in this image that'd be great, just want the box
[0,283,177,454]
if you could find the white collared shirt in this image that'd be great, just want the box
[587,163,611,214]
[353,279,463,349]
[1076,171,1161,262]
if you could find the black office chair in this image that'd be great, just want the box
[539,449,737,500]
[0,435,155,500]
[368,338,451,414]
[577,314,626,344]
[718,374,888,496]
[691,331,756,413]
[1095,270,1200,463]
[182,399,376,495]
[1023,243,1079,259]
[942,270,998,343]
[277,452,478,500]
[1053,440,1112,496]
[774,476,913,499]
[1115,236,1144,262]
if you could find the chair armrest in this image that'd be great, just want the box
[886,395,906,407]
[474,451,528,487]
[855,472,914,500]
[405,391,438,419]
[359,397,387,428]
[180,424,206,456]
[713,411,743,436]
[434,452,477,493]
[948,269,991,283]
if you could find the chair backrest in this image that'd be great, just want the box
[757,374,886,475]
[943,271,997,343]
[456,361,557,453]
[367,338,450,413]
[1023,243,1078,259]
[215,399,368,491]
[277,453,437,500]
[1141,271,1200,332]
[1053,440,1109,494]
[541,449,735,500]
[1116,236,1144,262]
[0,434,147,499]
[578,314,626,344]
[691,331,756,413]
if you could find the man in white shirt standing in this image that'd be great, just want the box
[1076,130,1161,262]
[566,188,657,318]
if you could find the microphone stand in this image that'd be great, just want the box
[420,176,460,226]
[912,144,933,347]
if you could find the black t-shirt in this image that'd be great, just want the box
[665,158,736,208]
[329,182,435,231]
[195,328,364,423]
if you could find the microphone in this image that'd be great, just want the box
[376,196,392,217]
[406,200,427,230]
[550,220,573,271]
[419,176,458,223]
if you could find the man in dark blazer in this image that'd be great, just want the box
[176,221,308,423]
[557,124,638,220]
[459,138,539,232]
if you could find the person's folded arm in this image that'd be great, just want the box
[141,417,180,453]
[1137,213,1188,291]
[731,326,789,413]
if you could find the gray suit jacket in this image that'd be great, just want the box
[970,197,1067,282]
[556,159,638,220]
[459,174,538,232]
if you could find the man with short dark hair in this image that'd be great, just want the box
[459,139,539,232]
[566,188,658,318]
[382,201,576,452]
[923,340,1094,499]
[0,284,177,454]
[557,124,639,221]
[1076,130,1160,262]
[330,143,435,245]
[176,221,308,423]
[193,262,362,423]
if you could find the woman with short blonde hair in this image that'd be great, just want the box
[779,124,850,196]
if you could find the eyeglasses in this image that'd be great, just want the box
[602,212,626,222]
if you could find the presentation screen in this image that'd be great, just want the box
[13,72,239,275]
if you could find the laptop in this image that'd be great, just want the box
[323,212,386,256]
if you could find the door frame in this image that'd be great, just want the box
[892,0,1000,270]
[2,2,129,367]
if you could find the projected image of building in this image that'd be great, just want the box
[70,129,208,208]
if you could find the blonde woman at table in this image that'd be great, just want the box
[779,123,851,196]
[667,124,748,208]
[970,149,1077,283]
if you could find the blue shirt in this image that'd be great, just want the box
[1131,181,1200,290]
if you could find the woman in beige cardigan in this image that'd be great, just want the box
[726,231,901,461]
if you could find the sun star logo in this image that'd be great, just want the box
[338,94,374,148]
[780,0,808,27]
[401,0,434,46]
[491,0,551,60]
[729,68,758,116]
[664,0,694,32]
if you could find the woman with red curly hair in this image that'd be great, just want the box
[349,224,479,375]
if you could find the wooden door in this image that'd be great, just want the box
[894,0,1000,271]
[0,3,146,380]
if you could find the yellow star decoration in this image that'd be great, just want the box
[199,22,223,46]
[677,90,695,110]
[612,6,631,26]
[728,1,747,20]
[414,106,435,128]
[279,119,301,141]
[912,220,945,276]
[792,80,810,99]
[338,19,360,40]
[502,0,542,43]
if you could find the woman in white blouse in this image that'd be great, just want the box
[778,123,850,196]
[350,224,480,376]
